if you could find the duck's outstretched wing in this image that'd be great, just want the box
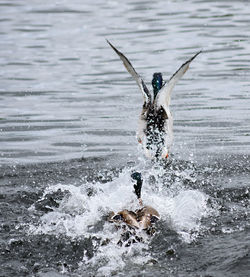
[155,51,201,109]
[107,40,151,105]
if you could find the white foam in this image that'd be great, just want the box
[28,164,209,274]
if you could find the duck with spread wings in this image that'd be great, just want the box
[107,40,201,159]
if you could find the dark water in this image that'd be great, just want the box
[0,0,250,276]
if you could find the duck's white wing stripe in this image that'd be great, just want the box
[156,51,201,109]
[107,40,151,104]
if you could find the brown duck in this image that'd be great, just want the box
[109,172,160,230]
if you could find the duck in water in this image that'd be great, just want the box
[107,40,201,160]
[109,172,160,246]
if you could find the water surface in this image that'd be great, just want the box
[0,0,249,276]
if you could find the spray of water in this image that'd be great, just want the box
[28,160,210,275]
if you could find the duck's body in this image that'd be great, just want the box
[138,100,173,159]
[109,172,160,246]
[107,40,201,159]
[110,205,160,230]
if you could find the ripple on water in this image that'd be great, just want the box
[0,0,250,276]
[1,0,250,164]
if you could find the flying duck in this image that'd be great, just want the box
[107,40,201,159]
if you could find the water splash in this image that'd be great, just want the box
[28,162,209,275]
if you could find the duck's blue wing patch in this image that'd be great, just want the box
[107,40,151,105]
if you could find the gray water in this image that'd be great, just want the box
[0,0,249,276]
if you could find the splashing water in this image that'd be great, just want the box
[28,162,209,275]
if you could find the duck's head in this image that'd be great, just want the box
[131,172,142,199]
[152,72,163,97]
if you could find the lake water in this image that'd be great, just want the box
[0,0,249,276]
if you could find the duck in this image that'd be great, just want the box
[109,172,160,232]
[107,40,201,159]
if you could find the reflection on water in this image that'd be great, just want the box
[0,0,250,164]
